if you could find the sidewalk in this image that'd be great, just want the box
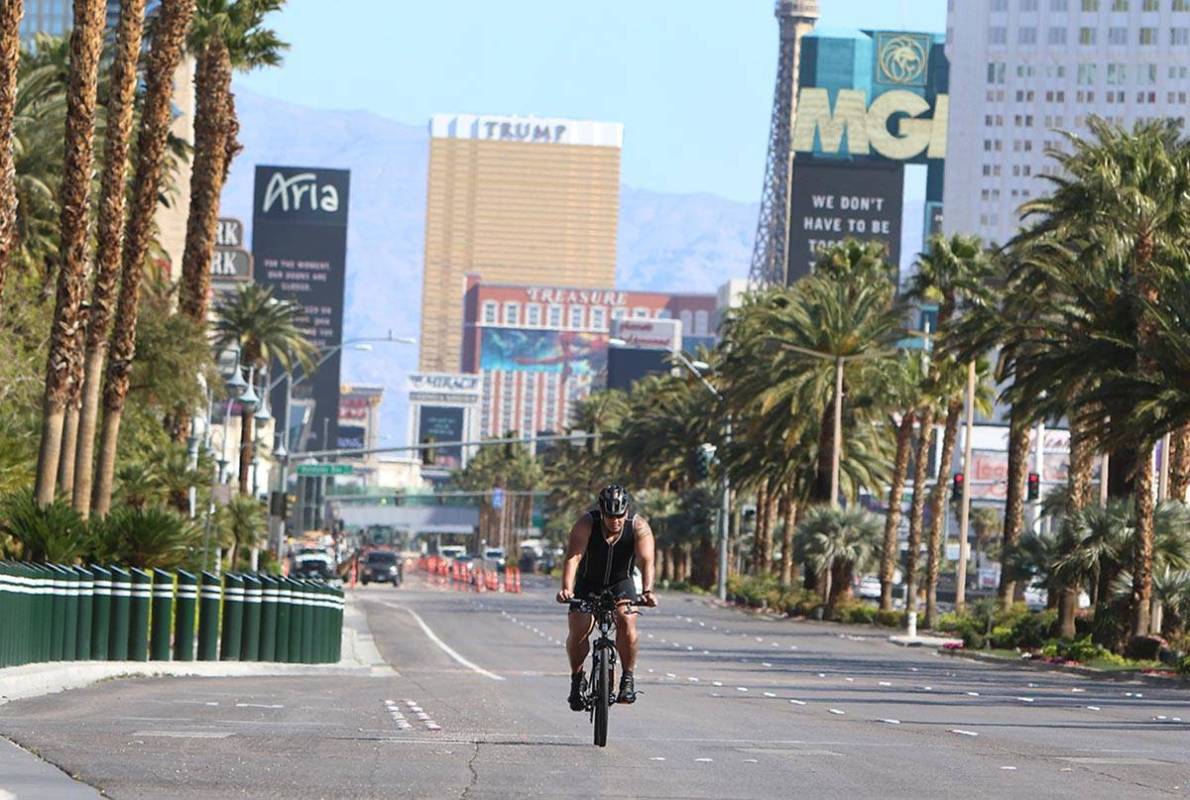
[0,592,391,798]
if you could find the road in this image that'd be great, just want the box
[3,573,1190,799]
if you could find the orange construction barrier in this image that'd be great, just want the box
[503,566,521,593]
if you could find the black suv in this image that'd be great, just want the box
[361,551,402,586]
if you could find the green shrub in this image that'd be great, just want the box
[1179,654,1190,675]
[1011,608,1057,649]
[874,609,906,628]
[836,603,877,624]
[989,625,1016,649]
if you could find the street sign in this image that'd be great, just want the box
[211,248,252,282]
[295,463,353,477]
[491,487,504,509]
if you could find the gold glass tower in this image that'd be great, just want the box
[418,114,623,373]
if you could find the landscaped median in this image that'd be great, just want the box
[0,562,343,668]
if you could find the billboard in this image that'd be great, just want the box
[787,160,904,283]
[479,329,608,376]
[336,425,366,450]
[417,406,465,469]
[254,166,350,452]
[610,318,681,351]
[607,347,671,392]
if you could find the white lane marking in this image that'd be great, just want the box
[703,650,710,655]
[396,606,505,681]
[1086,706,1101,711]
[744,758,759,763]
[966,692,980,697]
[1000,766,1017,771]
[763,692,776,698]
[789,699,806,705]
[1071,688,1085,693]
[817,673,827,678]
[844,677,854,682]
[789,645,798,650]
[235,703,283,709]
[878,718,901,725]
[131,731,233,738]
[1016,697,1035,703]
[688,677,700,682]
[828,709,845,715]
[695,758,714,763]
[878,681,892,687]
[762,662,773,667]
[712,681,723,687]
[949,729,978,737]
[650,756,666,761]
[736,687,749,692]
[919,686,933,692]
[666,673,677,679]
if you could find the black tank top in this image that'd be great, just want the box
[578,510,636,587]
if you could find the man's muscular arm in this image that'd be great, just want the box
[556,514,592,603]
[634,516,658,607]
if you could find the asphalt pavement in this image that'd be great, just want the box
[3,573,1190,799]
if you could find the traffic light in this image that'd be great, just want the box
[695,443,717,480]
[952,472,964,496]
[1027,472,1040,501]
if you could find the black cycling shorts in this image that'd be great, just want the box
[571,577,636,609]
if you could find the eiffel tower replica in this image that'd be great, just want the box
[748,0,820,288]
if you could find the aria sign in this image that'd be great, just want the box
[792,88,949,161]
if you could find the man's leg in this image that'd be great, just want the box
[613,603,639,672]
[566,610,594,711]
[566,611,594,672]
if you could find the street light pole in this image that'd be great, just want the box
[831,356,843,509]
[955,359,976,611]
[669,349,732,601]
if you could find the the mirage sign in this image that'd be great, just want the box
[253,165,351,453]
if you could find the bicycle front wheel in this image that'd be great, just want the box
[593,647,609,747]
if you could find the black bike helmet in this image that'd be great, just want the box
[597,484,630,517]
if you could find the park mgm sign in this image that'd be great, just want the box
[794,32,947,163]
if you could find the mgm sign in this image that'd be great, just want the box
[792,88,948,162]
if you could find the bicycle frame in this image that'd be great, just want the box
[570,590,640,747]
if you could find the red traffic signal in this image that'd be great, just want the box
[1027,472,1040,501]
[952,472,964,495]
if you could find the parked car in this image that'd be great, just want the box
[484,547,506,572]
[361,550,402,586]
[292,553,336,581]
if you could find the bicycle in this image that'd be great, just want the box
[569,590,643,747]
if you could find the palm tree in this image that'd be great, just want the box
[71,0,149,515]
[1016,118,1190,637]
[0,0,24,316]
[93,505,201,569]
[794,504,882,614]
[216,493,263,569]
[212,283,313,494]
[92,0,199,517]
[32,0,108,505]
[178,0,286,322]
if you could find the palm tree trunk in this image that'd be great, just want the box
[814,401,835,504]
[752,482,768,574]
[779,494,796,587]
[92,0,198,515]
[925,400,961,629]
[881,412,914,610]
[178,38,233,323]
[905,406,936,613]
[0,0,22,316]
[1059,411,1096,638]
[1131,445,1156,638]
[238,408,254,495]
[1169,423,1190,503]
[763,483,777,570]
[998,406,1030,610]
[33,0,108,505]
[57,393,81,493]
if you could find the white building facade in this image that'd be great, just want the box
[944,0,1190,245]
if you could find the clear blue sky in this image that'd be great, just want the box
[237,1,946,203]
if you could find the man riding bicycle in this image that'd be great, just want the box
[556,484,657,711]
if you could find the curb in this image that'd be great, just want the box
[936,647,1190,688]
[0,593,393,707]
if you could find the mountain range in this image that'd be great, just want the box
[220,89,760,446]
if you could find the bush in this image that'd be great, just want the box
[836,603,877,624]
[989,624,1016,649]
[874,609,906,628]
[1011,608,1057,650]
[726,574,780,608]
[1124,635,1166,662]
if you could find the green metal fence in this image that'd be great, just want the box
[0,563,344,668]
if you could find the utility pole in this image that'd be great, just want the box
[955,360,976,611]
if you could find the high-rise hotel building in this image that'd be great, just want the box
[417,114,623,374]
[944,0,1190,245]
